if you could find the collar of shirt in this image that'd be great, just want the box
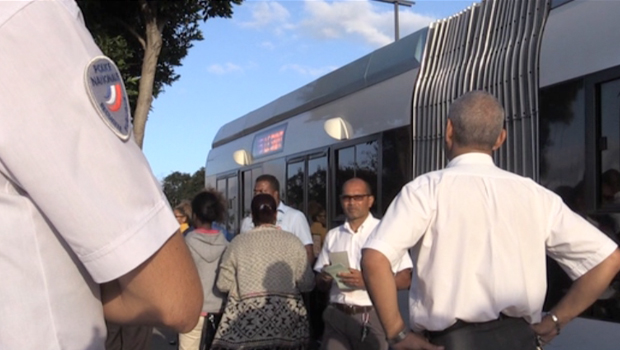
[277,201,288,214]
[342,213,376,235]
[446,152,495,168]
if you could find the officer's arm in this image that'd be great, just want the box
[394,268,412,290]
[533,248,620,342]
[304,245,315,264]
[100,230,203,333]
[361,248,406,338]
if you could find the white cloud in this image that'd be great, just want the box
[280,63,338,77]
[298,0,436,48]
[241,2,290,28]
[206,63,243,75]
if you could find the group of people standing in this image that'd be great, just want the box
[171,177,315,350]
[176,91,620,350]
[173,171,406,350]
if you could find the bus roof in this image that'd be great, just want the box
[211,27,428,149]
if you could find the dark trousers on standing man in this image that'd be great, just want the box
[426,315,538,350]
[320,304,388,350]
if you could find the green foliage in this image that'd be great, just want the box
[162,167,206,207]
[77,0,242,115]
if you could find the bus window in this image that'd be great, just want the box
[539,79,585,195]
[286,161,305,210]
[540,76,620,324]
[539,80,587,314]
[227,176,238,235]
[217,178,226,195]
[587,73,620,326]
[356,140,378,196]
[285,153,328,256]
[241,168,263,221]
[242,170,252,220]
[382,127,412,215]
[599,78,620,216]
[308,155,327,256]
[216,175,239,236]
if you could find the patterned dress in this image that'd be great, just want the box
[212,225,315,350]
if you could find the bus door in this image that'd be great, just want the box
[216,173,239,236]
[285,151,328,257]
[241,167,263,225]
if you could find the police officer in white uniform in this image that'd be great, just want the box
[0,1,202,349]
[240,174,314,262]
[361,91,620,350]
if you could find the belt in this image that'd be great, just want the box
[425,314,521,339]
[330,303,373,315]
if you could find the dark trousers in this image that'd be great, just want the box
[320,305,388,350]
[105,322,152,350]
[426,317,538,350]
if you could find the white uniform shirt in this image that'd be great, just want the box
[240,202,313,245]
[315,214,413,306]
[0,1,178,349]
[364,153,618,332]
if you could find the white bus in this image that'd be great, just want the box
[205,0,620,347]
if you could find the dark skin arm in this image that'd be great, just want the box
[305,244,315,265]
[532,249,620,344]
[101,230,203,333]
[362,248,444,350]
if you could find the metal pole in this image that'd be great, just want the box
[373,0,415,41]
[394,2,399,40]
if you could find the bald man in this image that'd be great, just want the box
[361,91,620,350]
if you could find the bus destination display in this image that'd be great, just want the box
[252,124,286,158]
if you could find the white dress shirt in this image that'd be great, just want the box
[315,214,413,306]
[364,153,618,332]
[0,2,178,349]
[240,202,313,245]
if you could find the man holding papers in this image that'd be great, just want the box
[314,178,413,350]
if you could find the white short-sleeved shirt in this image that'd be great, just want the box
[364,153,618,332]
[315,214,413,306]
[0,1,178,349]
[240,202,313,246]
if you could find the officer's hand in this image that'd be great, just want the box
[392,332,445,350]
[338,268,365,289]
[531,315,560,345]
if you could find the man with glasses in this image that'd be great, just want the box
[314,178,413,350]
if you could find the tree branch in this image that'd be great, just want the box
[117,18,146,50]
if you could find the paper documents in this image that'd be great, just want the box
[323,251,352,290]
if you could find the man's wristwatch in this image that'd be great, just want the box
[387,328,410,346]
[547,313,561,335]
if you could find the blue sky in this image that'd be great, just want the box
[142,0,476,180]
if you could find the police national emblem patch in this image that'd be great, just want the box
[84,56,131,141]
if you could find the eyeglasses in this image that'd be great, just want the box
[340,194,371,202]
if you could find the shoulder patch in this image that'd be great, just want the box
[84,56,131,141]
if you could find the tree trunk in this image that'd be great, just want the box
[133,1,163,149]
